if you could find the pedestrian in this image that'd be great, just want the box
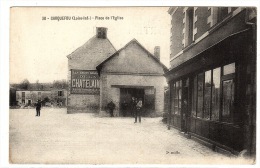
[107,100,116,117]
[130,97,137,117]
[121,100,128,117]
[134,98,143,123]
[35,100,41,117]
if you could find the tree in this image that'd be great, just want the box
[19,79,30,90]
[53,79,68,89]
[36,80,40,90]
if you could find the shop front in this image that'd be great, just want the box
[166,29,255,153]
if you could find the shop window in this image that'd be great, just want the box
[197,73,204,118]
[204,70,211,120]
[191,62,235,123]
[174,82,179,114]
[178,81,182,115]
[191,76,197,117]
[170,83,175,115]
[222,79,235,122]
[171,80,182,115]
[211,67,221,121]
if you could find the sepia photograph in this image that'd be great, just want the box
[7,5,257,166]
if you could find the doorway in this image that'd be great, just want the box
[120,88,144,117]
[28,100,31,106]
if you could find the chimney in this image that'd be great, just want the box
[96,27,107,39]
[154,46,160,60]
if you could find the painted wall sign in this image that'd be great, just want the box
[71,70,100,94]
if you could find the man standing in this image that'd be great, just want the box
[107,100,116,117]
[121,100,128,117]
[135,98,143,123]
[130,97,137,117]
[36,100,41,117]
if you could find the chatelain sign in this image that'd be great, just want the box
[71,70,100,94]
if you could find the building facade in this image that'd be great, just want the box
[16,89,67,106]
[16,90,52,106]
[165,7,256,156]
[67,27,116,113]
[97,39,168,116]
[67,28,168,116]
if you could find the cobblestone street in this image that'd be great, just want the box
[9,108,252,164]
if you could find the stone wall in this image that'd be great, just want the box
[100,74,166,116]
[67,69,100,113]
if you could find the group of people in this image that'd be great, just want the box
[107,97,143,123]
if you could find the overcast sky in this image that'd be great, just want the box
[10,7,171,84]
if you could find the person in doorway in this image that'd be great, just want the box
[130,97,137,117]
[35,100,41,117]
[121,100,128,117]
[135,98,143,123]
[107,100,116,117]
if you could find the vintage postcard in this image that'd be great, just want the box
[9,6,256,165]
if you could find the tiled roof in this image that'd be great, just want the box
[96,38,168,73]
[67,36,117,70]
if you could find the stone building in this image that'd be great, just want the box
[67,27,117,113]
[16,86,67,106]
[16,90,52,106]
[67,27,168,116]
[165,7,256,156]
[96,39,168,116]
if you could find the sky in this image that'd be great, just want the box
[10,7,171,84]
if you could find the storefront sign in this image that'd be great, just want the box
[71,70,100,94]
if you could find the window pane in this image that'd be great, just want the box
[204,70,211,120]
[211,68,220,121]
[178,86,182,115]
[191,76,197,117]
[223,63,235,75]
[171,83,175,114]
[174,82,179,114]
[222,79,235,122]
[197,73,204,118]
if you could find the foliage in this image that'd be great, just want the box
[19,79,30,90]
[53,79,68,89]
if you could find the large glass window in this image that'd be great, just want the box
[174,82,179,114]
[191,62,235,123]
[170,83,175,115]
[178,81,182,115]
[204,70,211,120]
[211,68,221,121]
[171,80,182,115]
[222,79,235,122]
[197,73,204,118]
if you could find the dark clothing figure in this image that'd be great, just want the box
[121,101,128,117]
[182,100,188,132]
[107,101,116,117]
[130,98,137,117]
[36,101,41,117]
[135,99,143,123]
